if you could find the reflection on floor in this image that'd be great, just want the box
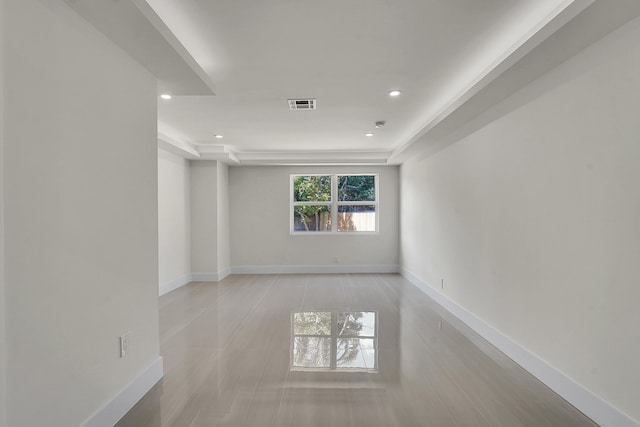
[292,310,377,371]
[116,274,596,427]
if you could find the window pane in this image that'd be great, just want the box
[359,338,376,369]
[337,205,376,232]
[293,312,331,335]
[293,205,331,231]
[337,312,376,337]
[338,175,375,202]
[357,312,376,336]
[293,175,331,202]
[336,338,374,369]
[293,337,331,368]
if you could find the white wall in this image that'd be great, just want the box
[0,0,6,424]
[158,158,229,286]
[230,165,399,271]
[190,161,218,276]
[400,15,640,424]
[158,148,191,294]
[3,0,160,426]
[217,162,231,275]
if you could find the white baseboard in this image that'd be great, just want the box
[230,264,400,275]
[159,269,233,294]
[160,267,398,291]
[191,268,231,282]
[191,272,217,282]
[159,273,192,296]
[80,357,163,427]
[217,267,231,281]
[400,267,639,427]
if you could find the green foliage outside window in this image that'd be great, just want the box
[293,175,331,202]
[292,174,377,232]
[293,176,331,231]
[338,175,375,201]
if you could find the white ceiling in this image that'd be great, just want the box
[67,0,640,164]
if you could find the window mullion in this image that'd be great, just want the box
[293,201,332,207]
[331,175,338,232]
[330,311,337,369]
[336,201,376,206]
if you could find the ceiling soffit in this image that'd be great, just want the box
[64,0,640,165]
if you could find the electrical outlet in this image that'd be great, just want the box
[120,332,130,358]
[333,256,339,264]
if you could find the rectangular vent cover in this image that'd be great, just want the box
[288,99,316,110]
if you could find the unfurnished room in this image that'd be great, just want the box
[1,0,639,426]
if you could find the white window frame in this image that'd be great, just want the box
[290,173,379,235]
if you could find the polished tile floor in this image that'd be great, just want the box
[117,274,596,427]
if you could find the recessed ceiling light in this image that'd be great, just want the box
[389,90,401,97]
[160,93,172,100]
[365,132,374,137]
[375,121,386,128]
[215,134,223,139]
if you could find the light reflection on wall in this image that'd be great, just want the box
[291,311,377,371]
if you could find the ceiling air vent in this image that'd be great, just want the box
[288,98,316,110]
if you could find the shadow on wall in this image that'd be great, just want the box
[405,1,640,163]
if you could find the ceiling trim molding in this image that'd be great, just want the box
[388,0,594,164]
[196,145,240,164]
[234,151,391,166]
[158,133,200,159]
[157,134,240,164]
[158,134,392,165]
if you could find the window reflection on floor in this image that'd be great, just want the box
[291,311,377,371]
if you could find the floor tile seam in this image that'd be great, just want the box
[160,381,208,427]
[346,277,392,389]
[159,304,226,347]
[161,346,224,387]
[377,277,496,426]
[416,334,516,427]
[314,274,376,388]
[271,275,309,425]
[449,378,506,427]
[277,274,300,426]
[237,348,290,426]
[275,351,294,425]
[158,285,268,425]
[400,287,581,417]
[170,276,278,352]
[188,276,280,385]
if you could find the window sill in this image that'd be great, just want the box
[290,231,379,236]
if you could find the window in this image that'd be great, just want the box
[291,311,378,371]
[291,174,378,233]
